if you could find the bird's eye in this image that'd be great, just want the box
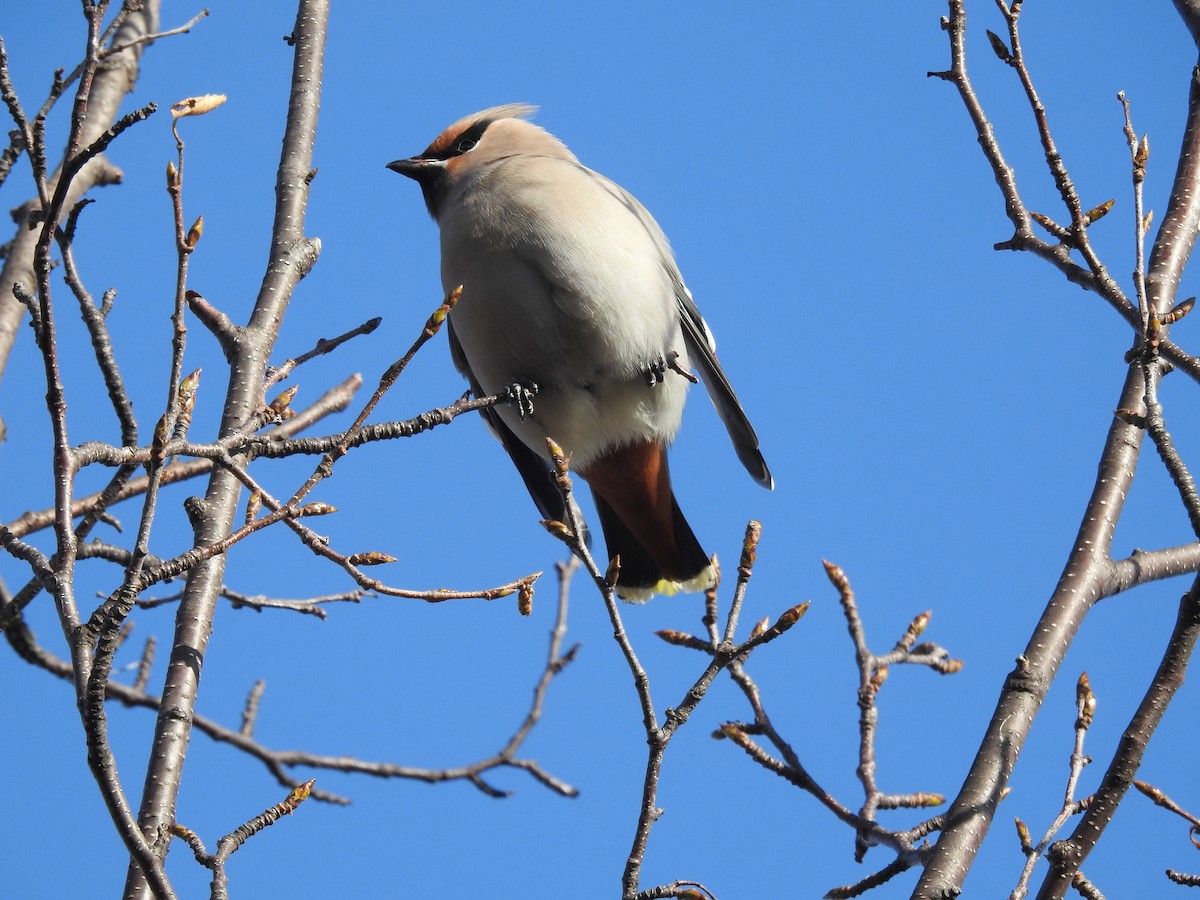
[455,137,477,154]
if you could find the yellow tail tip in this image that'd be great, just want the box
[615,564,716,604]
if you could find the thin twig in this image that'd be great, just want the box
[1033,578,1200,898]
[101,9,210,61]
[5,613,576,806]
[2,376,361,541]
[1010,674,1096,899]
[174,779,315,900]
[263,315,382,390]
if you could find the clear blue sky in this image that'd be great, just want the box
[3,3,1199,897]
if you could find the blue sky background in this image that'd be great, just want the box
[3,3,1200,898]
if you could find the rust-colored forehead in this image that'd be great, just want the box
[424,119,475,157]
[419,103,537,157]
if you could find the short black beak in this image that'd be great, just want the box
[388,156,447,218]
[386,157,434,181]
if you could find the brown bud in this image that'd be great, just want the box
[1076,671,1097,727]
[604,554,621,588]
[717,723,749,747]
[1015,817,1032,851]
[1161,296,1195,325]
[172,369,202,441]
[151,414,171,460]
[268,385,299,416]
[870,665,889,691]
[348,551,397,566]
[185,214,204,249]
[986,29,1013,63]
[177,370,200,421]
[284,778,315,810]
[1135,133,1150,168]
[768,601,810,637]
[903,610,931,647]
[1083,199,1114,226]
[299,501,337,517]
[540,519,572,541]
[544,437,568,474]
[740,520,761,572]
[244,491,262,525]
[822,559,849,591]
[517,582,534,616]
[656,629,693,647]
[179,368,202,396]
[1132,780,1166,804]
[171,93,228,118]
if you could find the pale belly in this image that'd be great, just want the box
[448,284,691,468]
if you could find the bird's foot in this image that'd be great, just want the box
[642,355,667,387]
[504,381,539,420]
[667,350,699,384]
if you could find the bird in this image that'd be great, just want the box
[388,104,772,602]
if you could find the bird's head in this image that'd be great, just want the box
[387,103,572,220]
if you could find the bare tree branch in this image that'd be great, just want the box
[1033,579,1200,898]
[1173,1,1200,52]
[917,3,1200,896]
[125,4,329,896]
[1010,674,1096,899]
[0,1,163,383]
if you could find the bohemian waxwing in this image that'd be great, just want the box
[388,104,772,602]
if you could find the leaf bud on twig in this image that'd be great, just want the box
[1134,133,1150,169]
[539,519,573,541]
[348,551,397,566]
[1083,199,1114,226]
[1076,671,1097,728]
[185,214,204,249]
[299,501,337,517]
[1161,296,1194,325]
[244,491,261,525]
[170,93,227,118]
[986,30,1013,64]
[268,385,298,418]
[1015,817,1032,852]
[603,554,621,589]
[517,581,534,616]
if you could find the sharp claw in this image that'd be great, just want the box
[643,355,667,388]
[666,350,699,384]
[505,381,539,420]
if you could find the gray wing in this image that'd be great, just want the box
[589,168,774,490]
[447,318,576,527]
[675,284,774,490]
